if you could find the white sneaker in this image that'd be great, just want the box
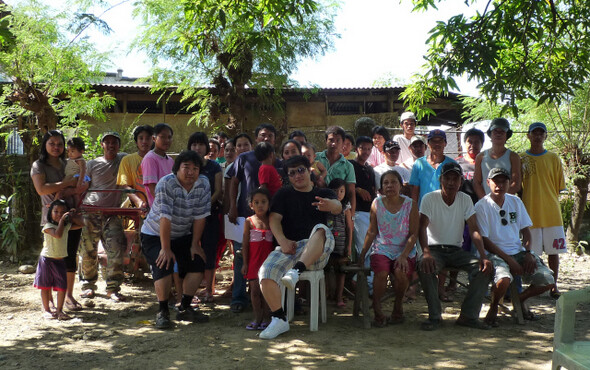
[281,269,300,290]
[259,316,289,339]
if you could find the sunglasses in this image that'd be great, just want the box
[287,166,307,178]
[499,210,508,226]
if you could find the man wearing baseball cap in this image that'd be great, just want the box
[374,140,411,193]
[474,167,555,325]
[418,162,493,330]
[393,111,419,165]
[409,129,457,205]
[79,131,129,301]
[474,118,521,199]
[520,122,566,299]
[401,135,427,171]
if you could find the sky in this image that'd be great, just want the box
[10,0,481,95]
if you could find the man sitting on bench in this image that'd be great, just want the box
[474,167,555,326]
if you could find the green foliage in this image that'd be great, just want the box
[404,0,590,114]
[0,1,115,134]
[133,0,338,128]
[0,188,24,260]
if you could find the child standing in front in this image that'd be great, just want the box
[326,178,353,308]
[254,142,282,197]
[34,199,84,320]
[241,188,274,330]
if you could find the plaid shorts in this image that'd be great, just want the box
[258,224,335,283]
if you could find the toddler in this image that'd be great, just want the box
[64,137,89,205]
[254,142,282,196]
[301,142,327,187]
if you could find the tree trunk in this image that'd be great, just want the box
[566,176,590,243]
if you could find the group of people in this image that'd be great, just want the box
[29,114,565,341]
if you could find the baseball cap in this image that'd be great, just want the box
[399,112,417,123]
[101,131,121,143]
[488,167,511,180]
[440,162,463,177]
[410,135,427,145]
[487,118,513,139]
[528,122,547,133]
[427,129,446,141]
[383,140,400,152]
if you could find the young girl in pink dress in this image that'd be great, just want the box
[241,188,274,330]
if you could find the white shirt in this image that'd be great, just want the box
[420,190,475,247]
[474,193,532,255]
[373,163,411,191]
[393,134,413,165]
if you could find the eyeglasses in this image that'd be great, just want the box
[287,166,307,178]
[499,210,508,226]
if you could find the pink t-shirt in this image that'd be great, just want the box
[367,146,385,167]
[141,150,174,206]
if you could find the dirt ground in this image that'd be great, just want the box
[1,252,589,370]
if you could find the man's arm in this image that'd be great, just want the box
[520,227,537,274]
[156,217,175,270]
[312,196,342,215]
[269,211,296,254]
[411,185,420,203]
[466,215,493,274]
[347,183,356,216]
[190,218,207,262]
[508,151,522,194]
[418,213,436,274]
[473,153,486,199]
[228,176,240,224]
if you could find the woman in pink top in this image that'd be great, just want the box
[141,123,174,206]
[367,126,390,167]
[358,170,419,327]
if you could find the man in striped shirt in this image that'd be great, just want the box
[140,151,212,329]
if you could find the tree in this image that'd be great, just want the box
[461,92,590,244]
[133,0,338,131]
[401,0,590,117]
[0,0,114,162]
[400,0,590,244]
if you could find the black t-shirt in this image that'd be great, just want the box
[350,160,376,212]
[271,185,336,242]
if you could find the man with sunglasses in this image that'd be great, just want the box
[474,167,555,327]
[258,155,341,339]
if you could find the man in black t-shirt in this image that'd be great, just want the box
[258,156,342,340]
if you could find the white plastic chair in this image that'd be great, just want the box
[552,287,590,370]
[281,270,327,331]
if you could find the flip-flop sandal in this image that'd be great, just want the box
[246,321,260,330]
[336,301,346,308]
[230,303,244,313]
[65,300,83,311]
[388,315,405,325]
[42,312,56,320]
[372,316,387,328]
[57,312,72,321]
[550,291,561,299]
[420,319,441,331]
[523,311,541,321]
[455,318,491,330]
[258,322,269,330]
[80,289,95,299]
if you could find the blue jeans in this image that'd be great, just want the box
[231,241,249,306]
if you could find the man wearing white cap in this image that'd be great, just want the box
[520,122,566,299]
[393,111,418,165]
[475,167,555,325]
